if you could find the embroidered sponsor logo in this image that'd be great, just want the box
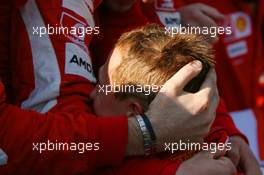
[155,0,175,11]
[60,0,97,45]
[226,40,248,59]
[223,12,252,42]
[65,43,96,82]
[60,12,87,42]
[70,55,93,73]
[60,12,99,46]
[156,11,180,27]
[231,12,251,39]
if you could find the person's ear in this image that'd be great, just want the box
[127,102,144,116]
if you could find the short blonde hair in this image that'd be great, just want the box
[111,24,214,109]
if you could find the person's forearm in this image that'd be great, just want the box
[0,82,129,173]
[0,0,12,102]
[126,116,166,156]
[126,117,144,156]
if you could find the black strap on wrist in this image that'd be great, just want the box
[135,113,157,156]
[141,113,156,143]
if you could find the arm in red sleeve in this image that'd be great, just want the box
[0,83,128,174]
[97,157,181,175]
[211,98,248,142]
[0,0,12,102]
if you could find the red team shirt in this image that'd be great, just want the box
[91,0,248,173]
[0,0,182,174]
[93,0,264,112]
[178,0,264,160]
[92,0,264,160]
[0,0,250,174]
[0,0,128,174]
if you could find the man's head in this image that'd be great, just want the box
[91,24,214,117]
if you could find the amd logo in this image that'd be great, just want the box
[70,54,92,73]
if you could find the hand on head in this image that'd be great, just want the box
[146,61,219,150]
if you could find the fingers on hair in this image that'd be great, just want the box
[113,24,216,100]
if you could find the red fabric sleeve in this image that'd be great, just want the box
[211,98,248,143]
[0,83,128,175]
[0,0,12,102]
[97,157,181,175]
[161,161,181,175]
[12,0,27,7]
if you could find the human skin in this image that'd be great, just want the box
[97,2,261,173]
[90,48,238,174]
[91,48,261,175]
[91,47,219,154]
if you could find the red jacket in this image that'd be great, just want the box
[0,0,129,174]
[153,0,264,160]
[0,0,11,102]
[93,0,264,112]
[0,0,246,174]
[0,0,182,174]
[183,0,264,113]
[8,0,101,112]
[0,82,129,174]
[90,1,246,174]
[177,0,264,161]
[0,81,244,175]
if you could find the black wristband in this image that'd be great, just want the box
[141,113,156,142]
